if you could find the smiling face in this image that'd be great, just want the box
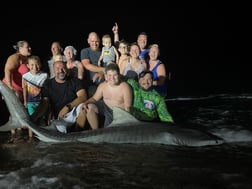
[104,63,121,85]
[88,32,100,51]
[138,72,153,91]
[19,41,32,56]
[64,46,77,61]
[148,44,160,61]
[105,69,120,85]
[51,42,63,56]
[27,56,42,75]
[118,41,129,55]
[129,44,140,58]
[137,34,148,50]
[53,61,67,81]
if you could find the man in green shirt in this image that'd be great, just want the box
[127,70,174,123]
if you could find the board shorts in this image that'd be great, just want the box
[53,103,83,133]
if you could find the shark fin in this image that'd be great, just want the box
[109,107,140,127]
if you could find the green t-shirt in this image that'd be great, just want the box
[127,79,174,123]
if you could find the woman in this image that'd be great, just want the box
[64,45,84,80]
[2,40,32,101]
[120,42,147,80]
[2,40,32,142]
[148,44,168,98]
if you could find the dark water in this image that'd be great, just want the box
[1,93,252,189]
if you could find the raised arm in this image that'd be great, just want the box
[113,46,120,65]
[112,22,119,45]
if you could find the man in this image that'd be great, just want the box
[137,32,150,62]
[80,32,105,97]
[127,70,174,123]
[81,63,132,129]
[31,61,88,133]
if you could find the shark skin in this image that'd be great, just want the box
[0,80,30,131]
[0,80,224,146]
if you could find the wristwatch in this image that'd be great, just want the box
[66,104,72,111]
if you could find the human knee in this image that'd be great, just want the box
[86,104,98,114]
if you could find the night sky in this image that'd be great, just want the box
[0,4,249,97]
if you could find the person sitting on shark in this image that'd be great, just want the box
[127,70,174,123]
[30,60,88,133]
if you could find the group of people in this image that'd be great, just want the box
[1,23,174,143]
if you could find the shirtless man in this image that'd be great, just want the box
[81,63,132,129]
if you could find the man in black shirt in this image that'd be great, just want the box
[31,61,88,133]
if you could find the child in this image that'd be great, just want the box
[53,54,64,63]
[117,40,129,72]
[98,34,119,67]
[22,55,48,141]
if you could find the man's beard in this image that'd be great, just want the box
[141,84,152,91]
[57,73,66,80]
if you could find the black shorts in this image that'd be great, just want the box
[94,100,113,127]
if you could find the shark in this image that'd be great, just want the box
[0,80,224,146]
